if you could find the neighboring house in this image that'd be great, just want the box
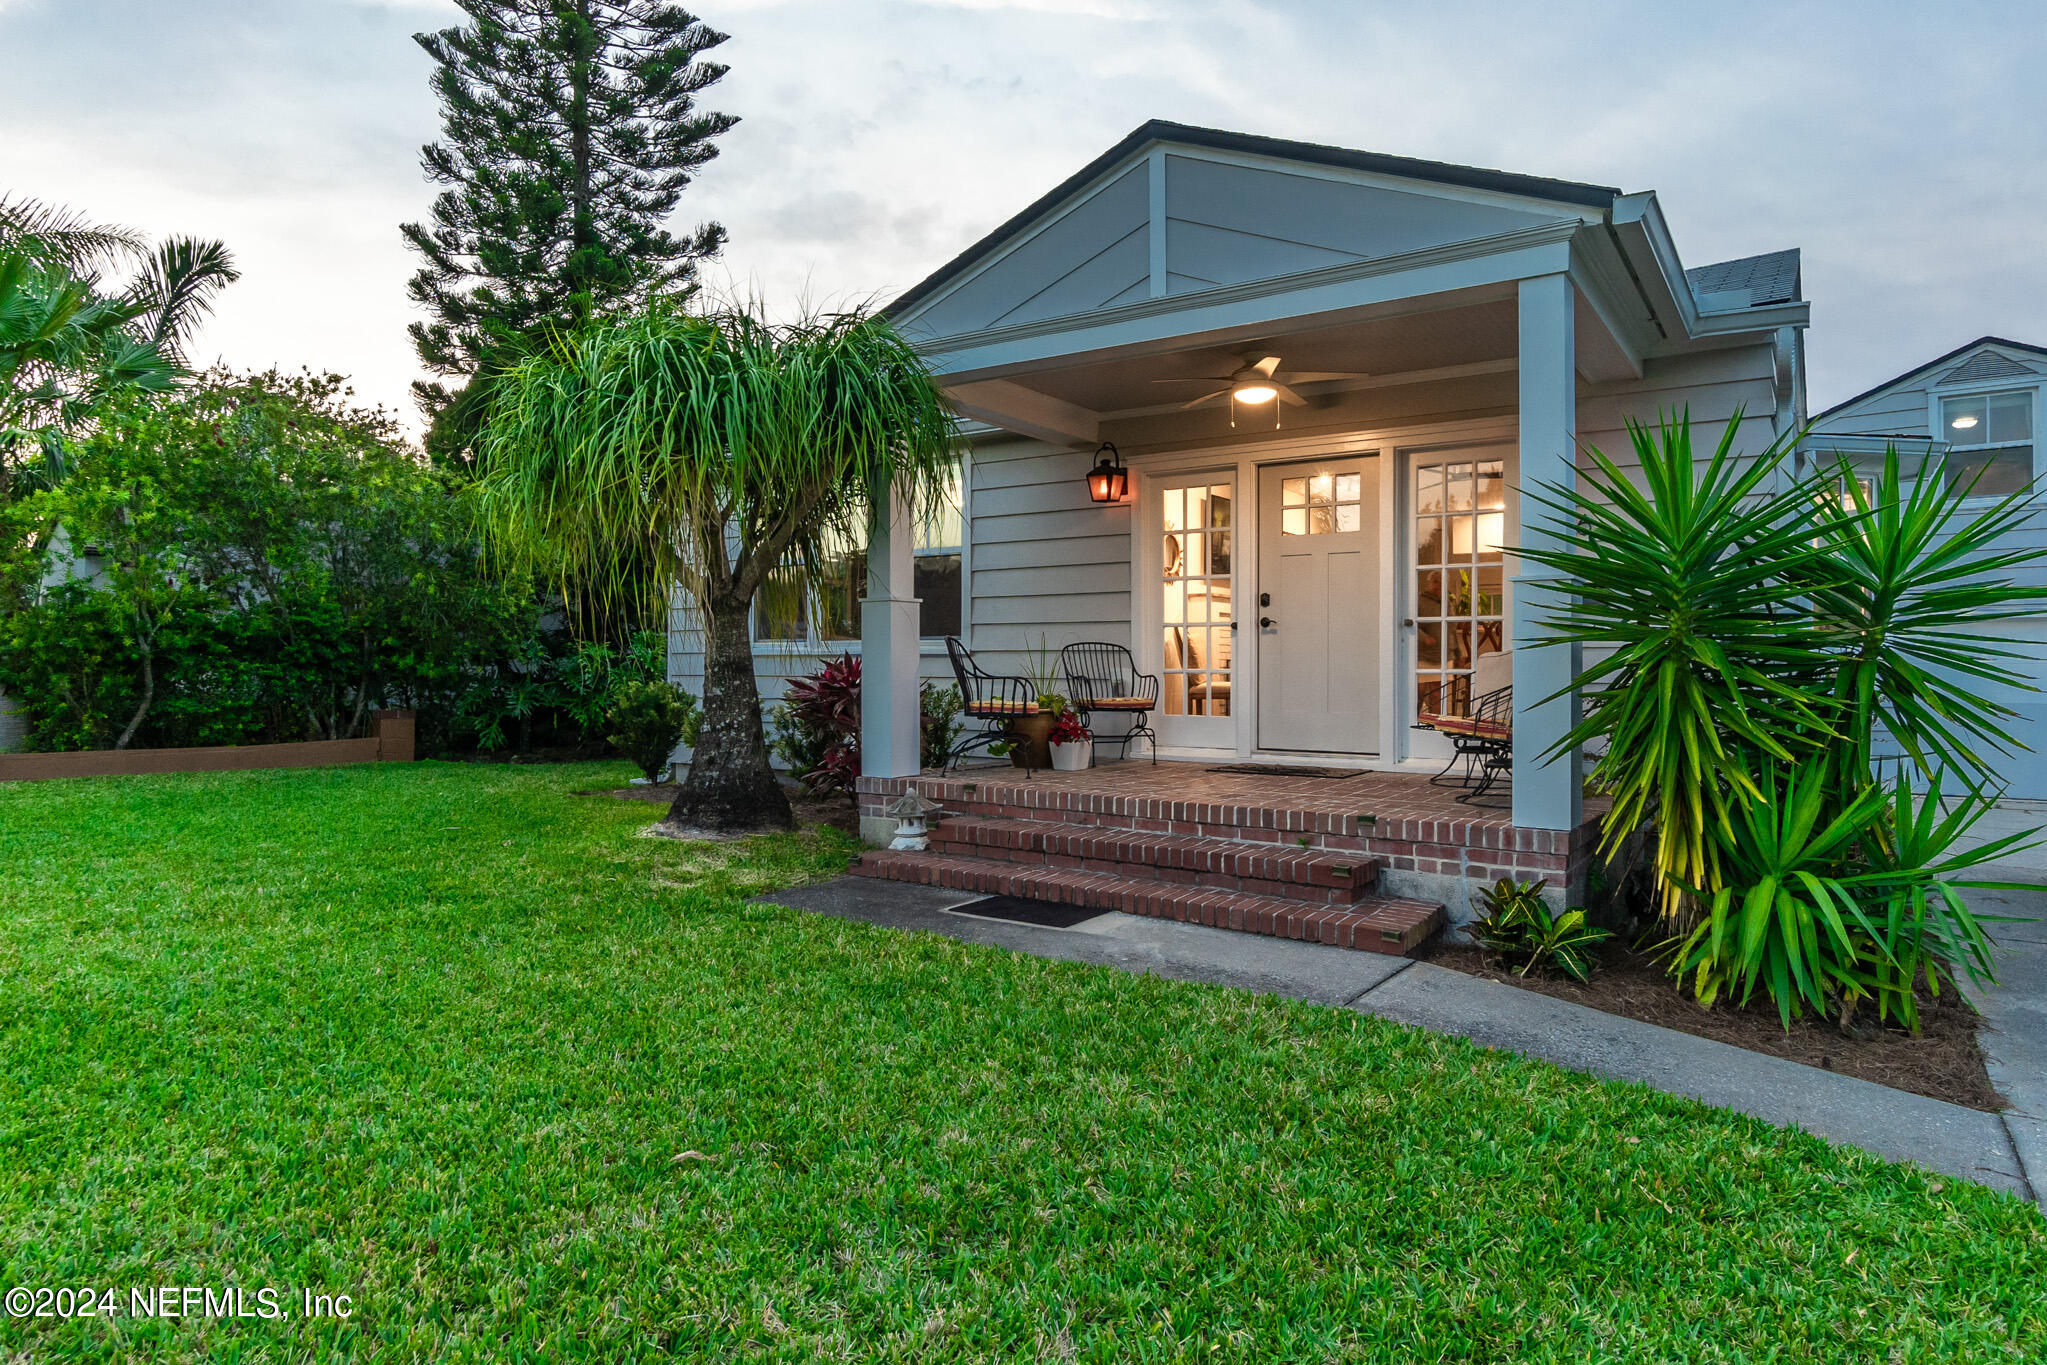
[1807,336,2047,798]
[671,120,1809,908]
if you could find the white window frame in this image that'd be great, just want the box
[1926,378,2041,503]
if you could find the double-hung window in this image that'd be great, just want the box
[754,466,964,644]
[1939,390,2034,497]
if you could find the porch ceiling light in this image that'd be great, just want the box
[1232,379,1279,405]
[1085,442,1128,503]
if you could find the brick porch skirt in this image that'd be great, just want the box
[856,760,1611,928]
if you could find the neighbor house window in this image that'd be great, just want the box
[1940,390,2034,496]
[753,466,964,643]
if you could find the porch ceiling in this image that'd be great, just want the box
[945,288,1636,445]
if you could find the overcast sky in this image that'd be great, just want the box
[3,0,2042,433]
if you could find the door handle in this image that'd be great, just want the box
[1260,616,1276,629]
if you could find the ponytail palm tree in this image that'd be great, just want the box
[478,303,960,831]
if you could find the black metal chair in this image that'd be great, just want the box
[1059,642,1158,765]
[943,636,1039,772]
[1413,650,1513,804]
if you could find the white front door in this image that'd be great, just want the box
[1256,457,1380,754]
[1155,474,1237,750]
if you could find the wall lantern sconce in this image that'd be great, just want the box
[1085,442,1128,503]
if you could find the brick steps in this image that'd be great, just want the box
[853,849,1444,956]
[927,817,1379,905]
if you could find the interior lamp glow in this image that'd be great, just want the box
[1951,414,1980,429]
[1085,442,1128,503]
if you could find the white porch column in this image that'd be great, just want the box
[1511,273,1583,831]
[860,474,922,781]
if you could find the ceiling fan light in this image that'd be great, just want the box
[1233,382,1278,405]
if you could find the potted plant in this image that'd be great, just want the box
[1002,691,1061,770]
[1048,709,1093,771]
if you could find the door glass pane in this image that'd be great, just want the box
[1336,473,1361,503]
[1282,477,1307,506]
[1283,508,1307,536]
[1161,478,1234,718]
[1416,465,1444,514]
[1414,454,1511,720]
[1475,460,1506,511]
[1164,488,1186,532]
[1336,504,1360,533]
[1310,506,1335,535]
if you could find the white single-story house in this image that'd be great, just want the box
[671,120,1810,928]
[1806,335,2047,798]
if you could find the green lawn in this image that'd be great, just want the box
[0,762,2040,1363]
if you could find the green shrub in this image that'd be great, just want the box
[1470,878,1612,983]
[1523,417,2047,1028]
[604,681,700,782]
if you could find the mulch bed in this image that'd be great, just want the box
[1419,938,2006,1112]
[578,782,861,837]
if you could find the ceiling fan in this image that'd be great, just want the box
[1152,353,1369,412]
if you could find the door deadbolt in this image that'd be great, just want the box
[1260,592,1271,607]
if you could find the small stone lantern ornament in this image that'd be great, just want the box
[1085,442,1128,503]
[883,788,945,851]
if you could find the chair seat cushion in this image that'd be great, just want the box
[965,700,1039,716]
[1086,697,1153,709]
[1434,715,1511,741]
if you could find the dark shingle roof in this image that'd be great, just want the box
[1685,248,1802,309]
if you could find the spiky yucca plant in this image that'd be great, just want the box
[1517,414,1839,919]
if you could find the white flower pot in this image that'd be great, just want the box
[1049,738,1092,771]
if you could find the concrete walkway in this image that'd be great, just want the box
[761,876,2040,1205]
[1962,873,2047,1209]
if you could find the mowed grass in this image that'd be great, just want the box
[0,762,2040,1363]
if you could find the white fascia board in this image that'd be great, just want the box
[1612,191,1811,350]
[920,221,1578,383]
[1610,191,1700,337]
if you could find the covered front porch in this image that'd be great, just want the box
[849,123,1800,911]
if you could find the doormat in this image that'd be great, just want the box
[1207,763,1364,779]
[945,895,1106,929]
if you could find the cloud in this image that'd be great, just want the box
[2,0,2043,429]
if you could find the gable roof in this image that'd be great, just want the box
[1813,335,2047,423]
[889,120,1621,318]
[1684,248,1801,309]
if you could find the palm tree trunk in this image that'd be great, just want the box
[664,592,793,831]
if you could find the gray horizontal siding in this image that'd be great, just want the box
[966,437,1133,675]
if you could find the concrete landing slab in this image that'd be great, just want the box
[760,877,1410,1006]
[1355,963,2030,1197]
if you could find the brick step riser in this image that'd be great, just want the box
[926,830,1378,906]
[852,852,1443,957]
[927,800,1379,853]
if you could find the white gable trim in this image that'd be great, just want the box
[921,219,1580,381]
[893,149,1152,332]
[895,135,1602,337]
